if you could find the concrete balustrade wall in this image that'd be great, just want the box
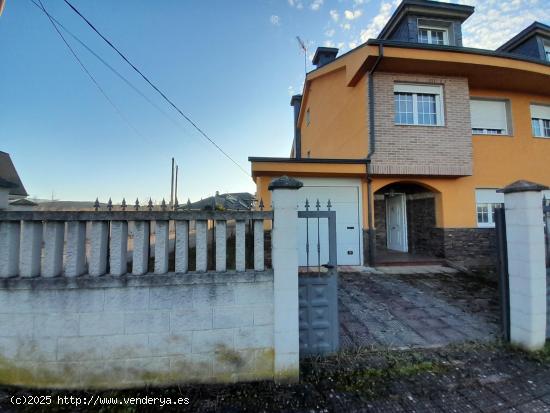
[0,202,301,389]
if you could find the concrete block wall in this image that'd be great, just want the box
[0,272,274,388]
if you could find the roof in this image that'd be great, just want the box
[249,157,368,164]
[312,47,339,66]
[182,192,255,211]
[0,151,28,196]
[9,198,38,206]
[378,0,474,40]
[497,21,550,52]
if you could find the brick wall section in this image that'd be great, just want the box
[370,72,472,176]
[0,272,274,388]
[441,228,497,269]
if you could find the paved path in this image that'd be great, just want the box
[339,270,500,349]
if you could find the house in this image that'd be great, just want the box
[183,191,255,211]
[0,151,28,210]
[249,0,550,269]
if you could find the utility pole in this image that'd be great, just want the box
[170,157,175,206]
[175,165,179,203]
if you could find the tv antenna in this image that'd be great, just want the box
[296,36,307,75]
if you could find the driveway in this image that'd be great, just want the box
[339,268,501,349]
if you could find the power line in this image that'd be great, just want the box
[29,0,181,129]
[62,0,250,177]
[35,0,147,141]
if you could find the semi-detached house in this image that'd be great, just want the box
[249,0,550,269]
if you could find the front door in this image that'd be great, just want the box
[386,194,408,252]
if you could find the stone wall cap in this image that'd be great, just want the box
[498,180,549,194]
[268,176,303,191]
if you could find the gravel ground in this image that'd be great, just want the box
[1,343,550,412]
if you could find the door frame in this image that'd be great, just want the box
[385,193,408,252]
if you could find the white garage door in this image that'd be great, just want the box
[297,178,362,266]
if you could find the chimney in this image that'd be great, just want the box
[312,47,338,68]
[290,94,302,159]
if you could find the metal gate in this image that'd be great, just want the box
[298,199,339,357]
[544,198,549,339]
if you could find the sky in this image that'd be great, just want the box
[1,0,548,203]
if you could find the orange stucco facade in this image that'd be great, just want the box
[250,45,550,231]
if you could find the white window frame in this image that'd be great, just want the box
[394,84,445,127]
[470,99,510,136]
[475,189,504,228]
[417,25,449,45]
[530,104,550,138]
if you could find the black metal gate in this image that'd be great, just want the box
[298,199,339,357]
[544,198,549,339]
[494,205,510,342]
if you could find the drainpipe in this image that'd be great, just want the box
[365,43,384,267]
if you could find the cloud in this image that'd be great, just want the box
[288,0,304,9]
[344,9,363,19]
[354,0,367,4]
[359,0,399,42]
[325,28,336,37]
[459,0,550,49]
[324,39,336,47]
[310,0,323,11]
[329,9,339,22]
[270,15,280,26]
[341,22,351,30]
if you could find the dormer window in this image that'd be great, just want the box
[418,26,448,45]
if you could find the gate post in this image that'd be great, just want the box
[269,176,303,382]
[500,180,548,351]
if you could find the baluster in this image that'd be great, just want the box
[65,221,86,277]
[89,221,109,276]
[133,221,150,275]
[175,220,189,273]
[316,199,321,274]
[305,199,310,272]
[235,220,246,271]
[215,220,227,272]
[254,219,264,271]
[110,220,128,276]
[155,220,170,274]
[42,221,65,278]
[0,221,20,278]
[195,220,208,272]
[20,221,42,278]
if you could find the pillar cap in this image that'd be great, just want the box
[498,180,549,194]
[268,176,303,191]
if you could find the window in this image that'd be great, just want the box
[306,108,310,126]
[470,99,510,135]
[418,26,448,45]
[545,43,550,62]
[475,189,504,227]
[394,84,444,126]
[531,104,550,138]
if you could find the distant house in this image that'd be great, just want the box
[0,151,28,209]
[184,192,254,211]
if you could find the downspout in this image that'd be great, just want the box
[365,43,383,267]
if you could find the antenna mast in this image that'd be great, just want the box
[296,36,307,75]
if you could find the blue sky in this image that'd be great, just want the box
[1,0,548,203]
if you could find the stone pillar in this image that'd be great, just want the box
[89,221,109,276]
[20,221,42,277]
[42,222,65,278]
[175,220,189,273]
[500,180,548,351]
[65,221,86,277]
[195,220,207,272]
[254,219,265,271]
[269,176,302,382]
[154,220,170,274]
[235,220,246,272]
[110,221,128,276]
[0,221,20,278]
[215,220,227,272]
[133,221,150,275]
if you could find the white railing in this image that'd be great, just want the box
[0,207,272,278]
